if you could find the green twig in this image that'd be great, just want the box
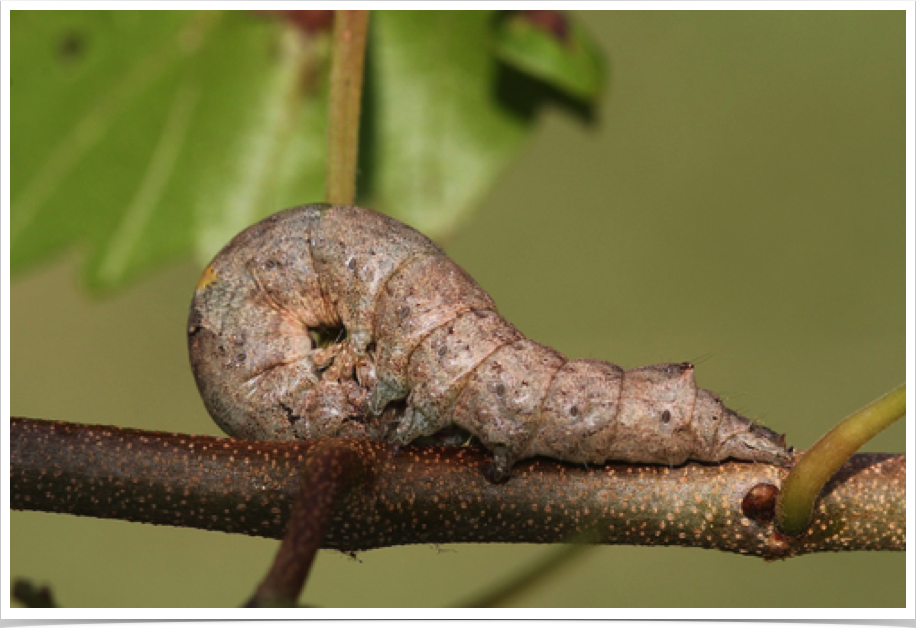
[325,10,369,205]
[776,384,906,537]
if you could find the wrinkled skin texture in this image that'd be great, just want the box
[189,204,790,481]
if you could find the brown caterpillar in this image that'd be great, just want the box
[188,204,790,481]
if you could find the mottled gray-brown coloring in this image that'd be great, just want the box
[189,204,790,480]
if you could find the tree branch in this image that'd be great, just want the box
[11,416,904,559]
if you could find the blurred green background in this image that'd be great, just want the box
[11,11,905,607]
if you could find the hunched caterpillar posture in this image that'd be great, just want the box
[188,204,790,481]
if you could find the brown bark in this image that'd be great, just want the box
[10,416,904,559]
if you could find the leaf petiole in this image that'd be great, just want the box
[325,10,369,205]
[776,384,905,537]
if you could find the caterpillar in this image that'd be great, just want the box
[188,204,790,481]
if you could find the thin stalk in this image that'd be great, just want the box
[325,10,369,205]
[248,442,369,607]
[458,543,593,608]
[776,384,906,537]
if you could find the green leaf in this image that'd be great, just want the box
[363,12,533,237]
[11,11,330,290]
[11,10,606,291]
[493,11,605,102]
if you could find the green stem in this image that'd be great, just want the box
[776,384,905,537]
[325,10,369,205]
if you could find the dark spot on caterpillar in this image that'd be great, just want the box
[437,345,448,358]
[397,306,411,322]
[741,483,779,523]
[347,258,357,271]
[494,383,507,397]
[569,405,580,418]
[711,415,718,422]
[661,410,671,424]
[280,403,303,424]
[236,353,247,363]
[366,341,377,354]
[188,325,203,337]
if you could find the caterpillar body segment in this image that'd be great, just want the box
[188,204,790,480]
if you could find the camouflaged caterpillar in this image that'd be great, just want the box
[188,204,790,481]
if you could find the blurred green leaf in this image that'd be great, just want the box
[11,11,330,290]
[493,11,605,102]
[11,10,605,291]
[363,12,536,236]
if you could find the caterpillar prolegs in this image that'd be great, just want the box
[188,204,790,481]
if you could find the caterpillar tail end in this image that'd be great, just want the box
[718,418,793,467]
